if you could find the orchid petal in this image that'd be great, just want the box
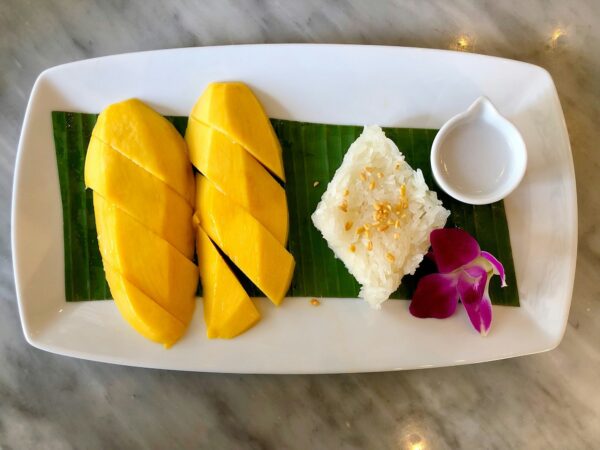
[459,266,487,303]
[430,228,480,274]
[458,266,492,335]
[409,273,459,319]
[481,251,507,287]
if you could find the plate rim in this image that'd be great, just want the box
[11,44,577,373]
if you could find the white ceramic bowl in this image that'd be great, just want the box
[430,96,527,205]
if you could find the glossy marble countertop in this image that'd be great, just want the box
[1,1,599,448]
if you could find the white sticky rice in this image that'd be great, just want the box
[311,126,450,309]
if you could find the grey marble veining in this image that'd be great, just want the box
[1,0,599,448]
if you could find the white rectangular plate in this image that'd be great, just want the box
[12,45,577,373]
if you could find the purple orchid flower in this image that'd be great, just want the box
[409,228,506,336]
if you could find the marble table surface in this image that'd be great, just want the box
[1,1,599,448]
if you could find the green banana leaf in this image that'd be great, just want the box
[52,112,519,307]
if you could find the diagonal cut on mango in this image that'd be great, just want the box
[104,265,187,348]
[190,82,285,182]
[197,227,260,339]
[94,194,197,326]
[195,175,295,306]
[186,118,288,245]
[85,137,194,259]
[92,98,195,206]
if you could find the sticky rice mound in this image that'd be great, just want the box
[311,126,450,308]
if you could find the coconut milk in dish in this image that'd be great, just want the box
[437,120,512,197]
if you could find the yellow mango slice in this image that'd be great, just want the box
[195,175,294,305]
[104,265,186,348]
[85,137,194,259]
[186,118,288,245]
[92,98,195,205]
[94,194,197,326]
[190,82,285,181]
[197,227,260,339]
